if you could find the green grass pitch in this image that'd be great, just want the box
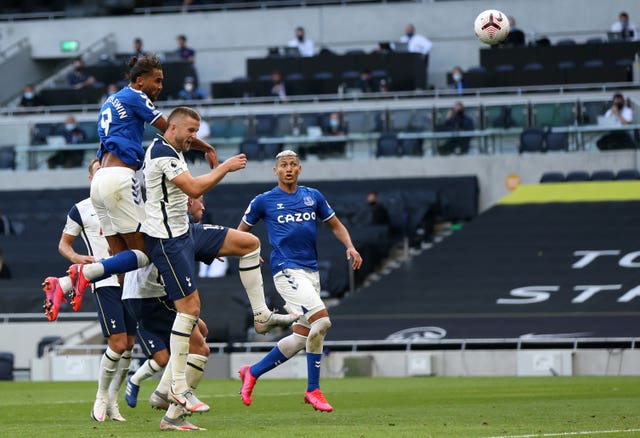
[0,376,639,437]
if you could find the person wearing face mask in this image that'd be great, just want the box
[320,112,347,157]
[287,26,315,57]
[597,93,636,150]
[67,57,97,89]
[18,83,42,110]
[611,12,638,42]
[177,76,207,101]
[400,23,433,55]
[366,191,390,227]
[47,115,88,169]
[437,101,474,156]
[400,23,432,88]
[448,66,466,95]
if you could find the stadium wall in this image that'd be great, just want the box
[1,149,638,213]
[26,348,640,380]
[0,0,635,88]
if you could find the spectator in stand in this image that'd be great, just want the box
[177,76,208,100]
[437,101,474,156]
[270,70,287,101]
[597,92,635,150]
[366,191,390,227]
[400,23,433,56]
[67,57,97,89]
[176,34,195,63]
[132,37,147,59]
[18,83,43,109]
[287,26,315,57]
[448,66,467,95]
[319,112,347,157]
[357,69,379,93]
[611,11,638,42]
[101,83,120,103]
[498,16,526,47]
[400,23,432,89]
[47,115,87,169]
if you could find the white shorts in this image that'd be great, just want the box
[273,268,325,324]
[90,166,145,237]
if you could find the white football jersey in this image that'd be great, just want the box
[63,197,119,289]
[122,264,166,299]
[141,135,190,239]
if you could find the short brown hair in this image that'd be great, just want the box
[167,106,201,125]
[88,158,100,176]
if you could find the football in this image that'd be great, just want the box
[474,9,510,45]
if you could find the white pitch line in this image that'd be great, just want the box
[486,428,640,438]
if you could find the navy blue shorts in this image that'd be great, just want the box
[93,286,137,338]
[190,223,229,265]
[145,232,197,301]
[123,296,175,358]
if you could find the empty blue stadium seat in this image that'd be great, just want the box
[376,132,400,157]
[523,62,544,71]
[540,172,565,183]
[545,131,569,151]
[519,127,545,153]
[565,171,590,182]
[590,170,615,181]
[616,169,640,180]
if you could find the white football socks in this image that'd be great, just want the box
[186,354,208,391]
[169,313,198,394]
[239,247,270,322]
[131,358,163,386]
[97,346,121,400]
[108,349,131,403]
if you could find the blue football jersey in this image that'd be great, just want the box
[242,185,335,275]
[97,86,162,169]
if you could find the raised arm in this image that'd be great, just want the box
[171,153,246,198]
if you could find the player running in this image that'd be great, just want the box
[237,150,362,412]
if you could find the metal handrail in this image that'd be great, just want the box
[1,81,635,118]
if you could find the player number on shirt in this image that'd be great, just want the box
[100,108,113,136]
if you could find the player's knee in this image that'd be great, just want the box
[236,231,260,255]
[108,334,128,353]
[153,350,169,367]
[194,342,210,357]
[131,249,149,268]
[311,316,332,336]
[239,246,260,265]
[176,295,201,318]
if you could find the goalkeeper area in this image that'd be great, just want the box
[1,376,639,437]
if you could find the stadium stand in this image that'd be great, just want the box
[0,176,478,342]
[330,183,640,340]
